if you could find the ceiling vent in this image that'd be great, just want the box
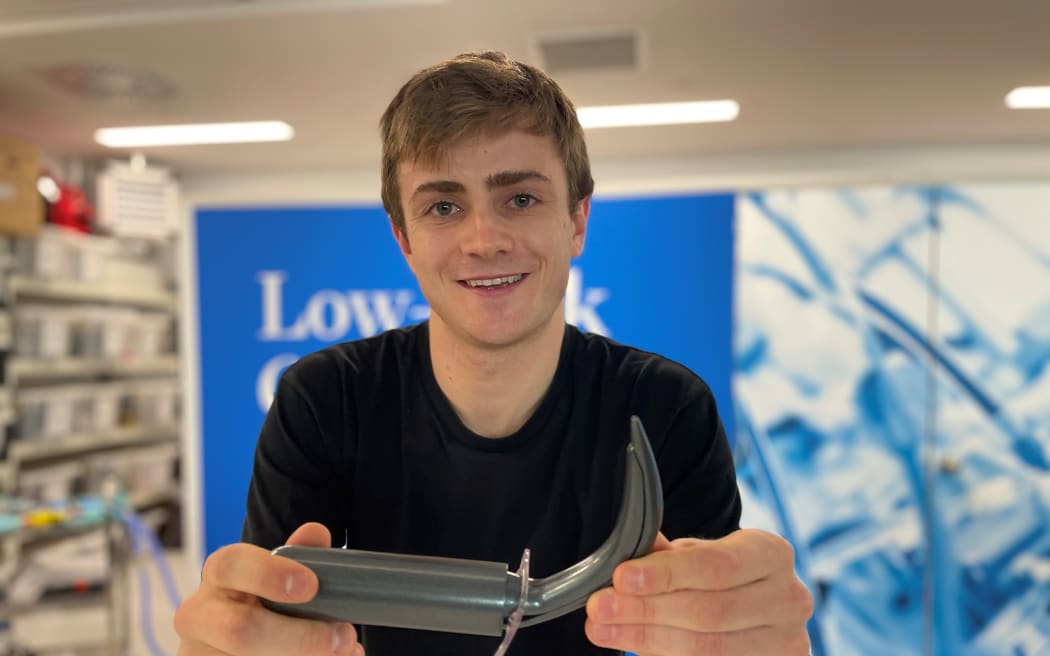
[40,63,175,103]
[536,31,639,75]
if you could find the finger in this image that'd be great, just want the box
[287,522,334,548]
[202,543,319,604]
[648,531,672,553]
[585,619,810,656]
[193,594,360,656]
[613,529,794,594]
[587,575,813,633]
[177,639,227,655]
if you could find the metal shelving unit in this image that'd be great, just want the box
[8,275,176,311]
[7,355,178,386]
[0,226,181,655]
[6,424,178,465]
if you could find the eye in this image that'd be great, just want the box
[510,193,537,209]
[428,201,458,217]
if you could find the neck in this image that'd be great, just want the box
[428,311,566,438]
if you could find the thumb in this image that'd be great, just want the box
[286,522,333,548]
[649,531,672,553]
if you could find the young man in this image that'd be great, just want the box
[175,52,813,656]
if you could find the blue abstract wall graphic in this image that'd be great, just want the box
[734,185,1050,656]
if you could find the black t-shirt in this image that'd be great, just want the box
[242,321,741,655]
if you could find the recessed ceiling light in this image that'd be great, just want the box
[1005,86,1050,109]
[94,121,295,147]
[576,100,739,129]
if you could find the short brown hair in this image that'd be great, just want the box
[380,51,594,235]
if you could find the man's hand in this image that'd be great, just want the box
[174,523,364,656]
[584,529,813,655]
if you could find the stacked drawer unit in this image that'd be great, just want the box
[1,225,181,513]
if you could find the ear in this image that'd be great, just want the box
[569,195,590,258]
[391,218,415,271]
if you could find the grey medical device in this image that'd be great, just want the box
[263,416,663,637]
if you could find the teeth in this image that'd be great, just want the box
[467,274,523,288]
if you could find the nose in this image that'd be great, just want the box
[460,205,513,258]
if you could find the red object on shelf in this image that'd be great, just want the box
[47,181,94,233]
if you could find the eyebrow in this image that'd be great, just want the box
[410,170,552,200]
[411,180,464,198]
[487,170,551,188]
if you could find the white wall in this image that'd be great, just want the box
[181,143,1050,206]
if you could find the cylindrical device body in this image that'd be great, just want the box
[263,546,519,636]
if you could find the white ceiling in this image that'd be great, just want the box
[1,0,1049,179]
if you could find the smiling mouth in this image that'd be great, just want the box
[460,274,526,288]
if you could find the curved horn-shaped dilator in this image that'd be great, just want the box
[263,416,663,636]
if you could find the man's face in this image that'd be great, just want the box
[394,130,589,349]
